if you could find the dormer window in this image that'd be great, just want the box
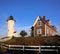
[37,21,42,26]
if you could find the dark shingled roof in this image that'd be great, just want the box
[7,16,16,22]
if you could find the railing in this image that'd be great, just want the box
[0,44,60,53]
[1,44,41,53]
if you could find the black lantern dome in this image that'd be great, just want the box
[7,16,16,22]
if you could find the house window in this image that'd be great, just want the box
[37,21,42,26]
[37,29,42,34]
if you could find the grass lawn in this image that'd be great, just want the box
[1,36,60,46]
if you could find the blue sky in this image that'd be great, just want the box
[0,0,60,37]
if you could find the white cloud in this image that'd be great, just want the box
[0,25,7,38]
[56,26,60,35]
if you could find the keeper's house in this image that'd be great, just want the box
[31,16,57,37]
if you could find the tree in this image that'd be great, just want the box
[20,30,27,37]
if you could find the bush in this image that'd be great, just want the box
[20,30,27,37]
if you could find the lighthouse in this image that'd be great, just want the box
[7,16,17,37]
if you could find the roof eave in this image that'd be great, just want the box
[33,16,41,26]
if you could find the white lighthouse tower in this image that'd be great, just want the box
[7,16,17,37]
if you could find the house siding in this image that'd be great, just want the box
[34,19,45,36]
[31,16,57,37]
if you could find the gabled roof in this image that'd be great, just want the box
[33,16,57,32]
[33,16,41,26]
[33,16,46,26]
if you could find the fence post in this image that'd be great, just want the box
[39,46,41,53]
[56,49,58,54]
[23,45,24,51]
[9,45,10,49]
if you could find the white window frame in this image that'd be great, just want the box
[37,21,42,27]
[37,29,42,34]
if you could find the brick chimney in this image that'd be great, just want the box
[43,16,46,20]
[47,20,51,25]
